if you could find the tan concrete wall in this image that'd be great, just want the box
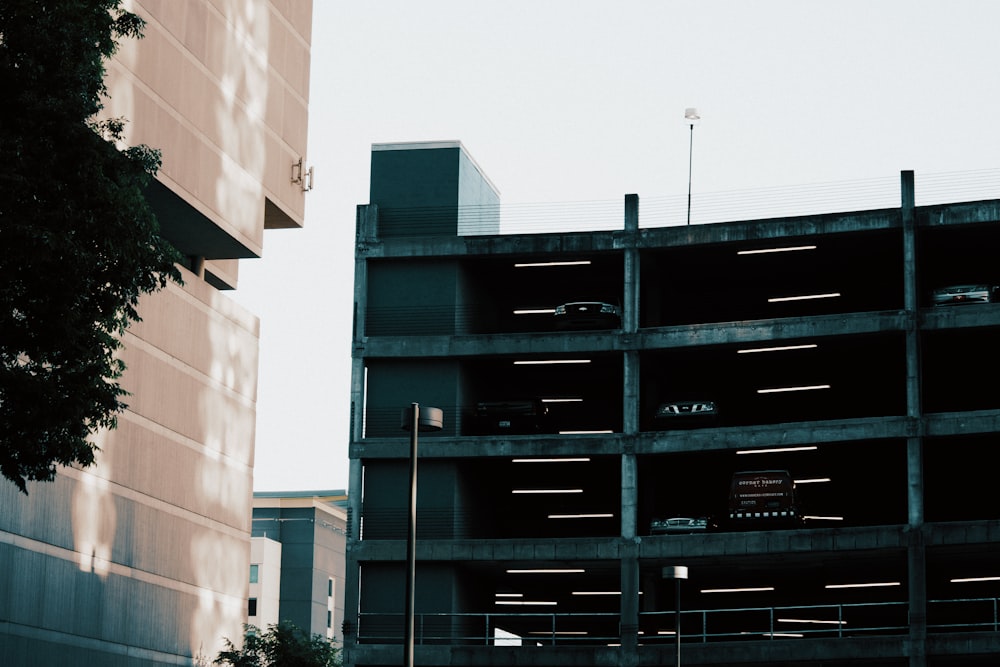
[0,268,260,663]
[104,0,313,257]
[0,2,312,663]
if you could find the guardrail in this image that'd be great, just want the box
[354,598,1000,646]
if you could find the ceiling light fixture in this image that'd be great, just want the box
[951,576,1000,583]
[512,457,591,463]
[512,488,583,494]
[513,308,556,315]
[559,429,614,435]
[507,568,585,574]
[737,446,818,455]
[825,582,900,589]
[514,359,591,365]
[548,513,614,519]
[700,587,775,594]
[514,260,591,268]
[768,292,841,303]
[738,245,817,255]
[737,343,818,354]
[794,477,831,484]
[757,384,831,394]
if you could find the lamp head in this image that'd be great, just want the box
[684,107,700,122]
[401,405,444,432]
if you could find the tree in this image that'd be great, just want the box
[215,622,341,667]
[0,0,182,492]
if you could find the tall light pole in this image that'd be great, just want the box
[400,404,443,667]
[685,108,700,226]
[662,565,689,667]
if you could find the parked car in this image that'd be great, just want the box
[932,284,1000,306]
[470,399,551,435]
[554,301,622,330]
[650,516,712,535]
[652,399,719,428]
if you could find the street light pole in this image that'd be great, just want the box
[662,565,689,667]
[685,108,700,226]
[401,404,443,667]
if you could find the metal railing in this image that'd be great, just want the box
[354,597,1000,646]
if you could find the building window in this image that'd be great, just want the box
[249,564,259,584]
[327,610,332,628]
[328,577,333,597]
[248,598,258,617]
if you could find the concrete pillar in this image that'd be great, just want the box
[356,202,379,243]
[623,351,640,435]
[621,452,638,539]
[622,197,641,436]
[343,457,365,661]
[623,195,640,334]
[621,196,642,666]
[901,170,926,667]
[619,544,640,665]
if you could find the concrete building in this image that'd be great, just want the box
[250,491,348,644]
[0,2,312,665]
[345,141,1000,667]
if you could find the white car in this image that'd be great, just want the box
[650,517,711,535]
[932,284,1000,306]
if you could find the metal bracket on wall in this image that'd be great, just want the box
[291,157,315,192]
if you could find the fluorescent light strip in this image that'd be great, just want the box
[541,397,583,403]
[777,618,846,625]
[768,292,841,303]
[495,600,557,606]
[766,632,804,638]
[701,587,775,594]
[495,593,523,598]
[512,457,591,463]
[514,359,591,365]
[528,631,587,635]
[794,478,831,484]
[738,245,817,255]
[572,591,622,596]
[951,576,1000,583]
[737,446,818,455]
[559,429,614,435]
[513,308,555,315]
[512,488,583,494]
[515,260,592,268]
[507,568,585,574]
[825,582,900,589]
[737,344,818,354]
[757,384,830,394]
[548,513,614,519]
[803,515,844,521]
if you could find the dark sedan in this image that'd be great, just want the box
[652,399,719,428]
[554,301,622,330]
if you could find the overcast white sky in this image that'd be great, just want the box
[233,0,1000,492]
